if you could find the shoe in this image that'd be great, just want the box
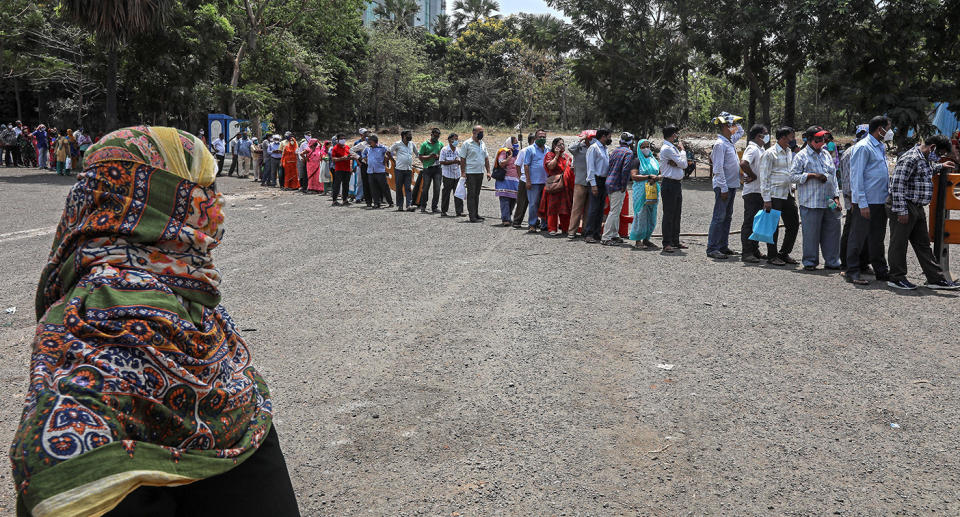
[779,254,799,264]
[549,230,561,236]
[396,208,404,212]
[803,265,817,271]
[642,240,660,250]
[431,209,439,213]
[387,204,394,208]
[888,279,917,290]
[707,251,728,260]
[742,255,760,263]
[767,256,786,266]
[662,245,676,253]
[331,201,341,206]
[924,279,960,290]
[440,213,450,218]
[600,239,617,246]
[342,201,351,207]
[456,213,466,217]
[419,209,427,213]
[846,273,869,285]
[468,218,481,223]
[407,207,417,212]
[875,271,890,282]
[584,237,598,244]
[567,233,577,239]
[755,252,768,260]
[720,248,738,256]
[612,237,624,243]
[500,222,511,227]
[676,243,689,249]
[477,216,485,220]
[527,226,538,233]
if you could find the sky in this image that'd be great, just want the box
[495,0,559,16]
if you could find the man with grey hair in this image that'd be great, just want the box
[458,125,490,222]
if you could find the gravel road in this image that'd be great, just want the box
[0,164,958,516]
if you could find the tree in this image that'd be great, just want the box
[372,0,420,31]
[61,0,172,130]
[433,13,452,37]
[451,0,500,33]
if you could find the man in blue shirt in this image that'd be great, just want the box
[707,112,745,259]
[522,129,548,232]
[845,115,892,285]
[236,133,252,178]
[511,133,536,228]
[32,125,49,170]
[262,135,282,187]
[583,128,613,243]
[361,134,393,209]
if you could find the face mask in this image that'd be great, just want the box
[512,148,519,157]
[641,148,652,157]
[452,140,459,147]
[476,131,484,141]
[337,139,345,146]
[825,141,836,152]
[762,134,770,144]
[535,138,546,147]
[512,144,520,151]
[883,128,894,142]
[788,139,797,148]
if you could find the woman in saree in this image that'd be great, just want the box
[320,140,333,194]
[629,138,662,249]
[9,126,299,517]
[304,138,325,194]
[540,137,572,236]
[494,136,520,226]
[281,135,300,190]
[67,129,80,174]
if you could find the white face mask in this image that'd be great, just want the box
[762,134,770,144]
[337,139,346,146]
[883,128,894,142]
[641,148,652,157]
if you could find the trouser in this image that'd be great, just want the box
[38,148,48,169]
[369,172,389,206]
[56,160,66,175]
[741,192,765,257]
[706,187,737,253]
[105,426,299,517]
[584,179,609,240]
[602,190,626,241]
[770,195,800,258]
[13,147,21,166]
[263,157,279,185]
[512,181,528,226]
[846,203,889,275]
[277,159,285,186]
[568,184,590,235]
[799,206,842,267]
[239,156,252,177]
[466,173,483,219]
[547,212,570,233]
[526,183,545,228]
[840,203,870,269]
[499,197,516,222]
[331,170,350,202]
[441,176,463,215]
[216,154,225,175]
[419,166,442,210]
[228,154,238,175]
[660,178,682,246]
[887,201,946,283]
[298,159,308,190]
[359,163,371,205]
[395,169,413,208]
[2,147,11,166]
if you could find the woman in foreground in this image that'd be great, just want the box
[9,126,299,517]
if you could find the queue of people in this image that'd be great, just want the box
[0,121,93,174]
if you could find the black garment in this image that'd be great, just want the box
[228,154,238,176]
[770,195,800,258]
[298,159,308,191]
[741,192,764,256]
[846,203,889,275]
[660,177,682,247]
[441,175,463,215]
[369,173,390,207]
[216,154,225,176]
[359,163,371,206]
[584,179,609,240]
[840,207,870,269]
[886,200,945,283]
[106,426,299,517]
[419,165,442,211]
[466,173,483,220]
[395,169,413,209]
[512,181,528,226]
[331,170,350,202]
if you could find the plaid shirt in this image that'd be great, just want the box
[890,146,939,215]
[605,145,635,192]
[789,146,840,209]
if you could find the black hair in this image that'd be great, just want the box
[401,130,412,138]
[535,128,547,136]
[925,134,952,154]
[748,124,767,141]
[368,134,378,143]
[430,127,440,133]
[596,128,612,139]
[448,133,458,141]
[335,133,344,140]
[775,127,794,140]
[551,137,564,152]
[527,133,535,144]
[662,125,679,139]
[869,116,891,134]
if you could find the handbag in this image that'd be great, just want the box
[644,181,658,202]
[748,208,781,244]
[491,166,506,181]
[544,174,564,193]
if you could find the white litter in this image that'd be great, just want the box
[656,363,675,371]
[5,307,15,314]
[890,423,900,429]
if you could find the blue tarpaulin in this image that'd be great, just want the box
[932,102,960,136]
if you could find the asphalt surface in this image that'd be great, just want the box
[1,164,958,516]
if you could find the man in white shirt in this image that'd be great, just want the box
[297,132,311,192]
[758,126,801,266]
[582,128,613,243]
[658,125,687,252]
[739,125,768,262]
[438,133,464,217]
[390,130,418,211]
[511,133,535,228]
[211,133,226,176]
[458,125,490,223]
[707,112,744,259]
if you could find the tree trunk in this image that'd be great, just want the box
[784,68,797,129]
[760,87,771,128]
[748,86,757,128]
[560,81,567,130]
[14,79,22,121]
[105,45,119,130]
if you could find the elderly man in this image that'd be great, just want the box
[758,127,800,266]
[523,129,549,232]
[739,124,768,262]
[885,134,959,290]
[658,125,687,252]
[601,132,639,245]
[391,130,418,211]
[583,128,613,243]
[790,127,843,270]
[707,112,744,259]
[458,125,490,223]
[845,116,893,285]
[566,130,595,239]
[839,124,871,271]
[236,133,253,178]
[439,133,464,217]
[352,128,372,206]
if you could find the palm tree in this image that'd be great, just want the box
[451,0,500,33]
[372,0,420,31]
[433,13,452,37]
[518,14,577,56]
[61,0,171,130]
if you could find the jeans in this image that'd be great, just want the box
[741,192,765,257]
[770,196,800,258]
[846,203,889,275]
[660,178,682,246]
[886,201,945,283]
[419,166,442,211]
[38,148,48,169]
[584,179,608,240]
[799,206,842,267]
[369,172,389,206]
[707,187,737,254]
[332,170,350,202]
[359,164,371,205]
[395,169,413,208]
[568,184,590,236]
[499,197,516,222]
[526,183,545,228]
[441,175,463,215]
[466,173,483,220]
[602,190,626,241]
[512,181,528,226]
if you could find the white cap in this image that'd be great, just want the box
[358,128,368,134]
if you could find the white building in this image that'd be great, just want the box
[362,0,445,34]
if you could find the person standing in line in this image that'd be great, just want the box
[583,128,613,243]
[54,131,70,176]
[391,130,417,212]
[458,125,490,223]
[352,128,371,206]
[418,128,444,213]
[251,137,263,182]
[789,127,843,270]
[236,133,253,178]
[540,137,572,236]
[845,115,893,285]
[839,124,870,271]
[211,133,226,176]
[628,138,661,249]
[494,136,520,226]
[297,132,312,192]
[226,133,240,176]
[566,130,595,239]
[522,129,549,232]
[706,112,745,259]
[0,124,16,167]
[330,134,353,206]
[281,134,300,190]
[263,135,282,187]
[658,125,687,253]
[739,124,769,263]
[601,132,638,245]
[32,125,49,170]
[885,134,959,290]
[438,133,464,217]
[758,127,801,266]
[304,138,325,194]
[362,134,392,209]
[511,133,535,228]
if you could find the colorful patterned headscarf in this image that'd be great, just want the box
[11,126,272,517]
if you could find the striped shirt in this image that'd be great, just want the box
[789,146,840,209]
[890,146,937,215]
[758,143,794,202]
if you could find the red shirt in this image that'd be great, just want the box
[331,144,351,172]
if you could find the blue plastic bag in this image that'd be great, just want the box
[748,208,781,244]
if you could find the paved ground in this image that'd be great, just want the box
[1,164,958,516]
